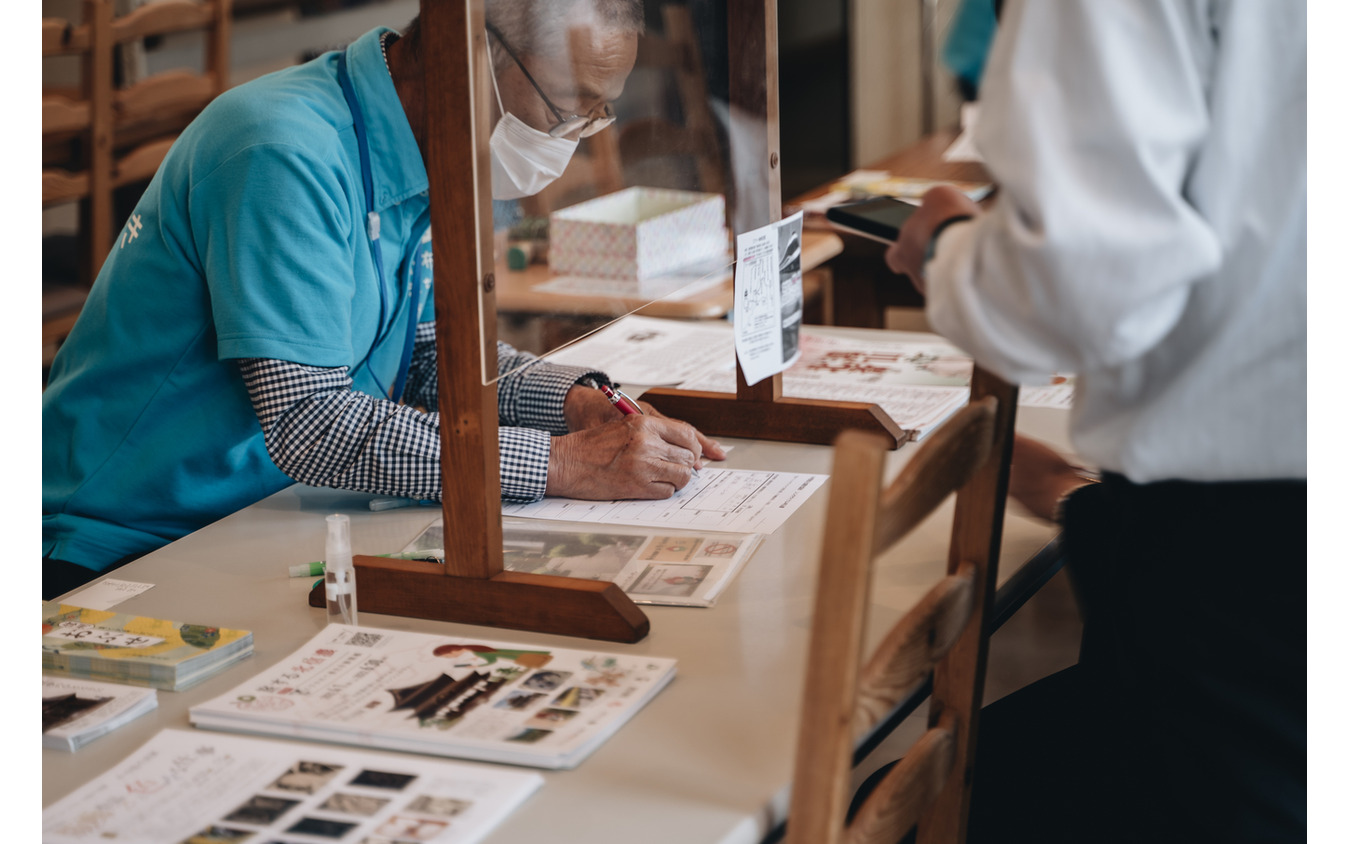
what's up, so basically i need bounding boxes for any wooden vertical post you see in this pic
[207,0,233,95]
[424,0,504,582]
[639,0,904,448]
[81,0,113,288]
[917,368,1018,843]
[729,0,780,406]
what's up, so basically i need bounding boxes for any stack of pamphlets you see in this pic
[43,602,254,691]
[43,729,543,844]
[191,624,677,770]
[42,674,158,751]
[395,517,764,607]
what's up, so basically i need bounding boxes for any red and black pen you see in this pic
[600,383,644,416]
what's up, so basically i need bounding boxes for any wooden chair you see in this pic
[785,367,1018,844]
[616,2,725,195]
[43,0,231,372]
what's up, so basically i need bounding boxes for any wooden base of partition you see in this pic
[308,555,650,644]
[639,388,905,449]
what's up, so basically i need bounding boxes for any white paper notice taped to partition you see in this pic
[733,211,805,386]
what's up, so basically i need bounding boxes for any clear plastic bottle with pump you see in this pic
[324,513,358,626]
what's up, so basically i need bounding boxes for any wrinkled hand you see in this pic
[563,385,727,462]
[548,414,708,500]
[884,185,982,295]
[1007,434,1092,522]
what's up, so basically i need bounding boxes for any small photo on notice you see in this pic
[179,825,254,844]
[494,690,545,711]
[552,686,605,709]
[520,670,571,692]
[405,795,472,817]
[317,792,390,816]
[349,769,418,791]
[222,795,300,825]
[639,537,702,562]
[506,727,553,744]
[375,815,449,841]
[525,707,579,730]
[697,539,742,558]
[267,761,344,795]
[631,563,712,597]
[286,816,359,838]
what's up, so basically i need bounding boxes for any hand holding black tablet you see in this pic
[824,196,920,244]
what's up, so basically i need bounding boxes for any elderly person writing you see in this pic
[42,0,723,599]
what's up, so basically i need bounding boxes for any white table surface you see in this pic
[41,330,1071,844]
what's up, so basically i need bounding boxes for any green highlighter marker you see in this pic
[290,551,444,577]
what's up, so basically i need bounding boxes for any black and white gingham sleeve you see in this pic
[237,357,557,502]
[496,341,610,434]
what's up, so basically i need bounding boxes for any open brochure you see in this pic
[190,625,676,770]
[394,518,763,607]
[43,728,542,844]
[544,314,1076,425]
[676,331,971,442]
[43,674,158,751]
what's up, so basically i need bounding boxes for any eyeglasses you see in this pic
[486,22,617,140]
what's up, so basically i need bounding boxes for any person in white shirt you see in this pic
[885,2,1305,841]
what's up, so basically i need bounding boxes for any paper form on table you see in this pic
[502,467,826,535]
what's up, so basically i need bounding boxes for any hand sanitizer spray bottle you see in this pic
[325,514,358,626]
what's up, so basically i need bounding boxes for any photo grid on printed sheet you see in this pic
[181,756,481,844]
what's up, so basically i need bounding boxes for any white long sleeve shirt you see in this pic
[926,0,1306,483]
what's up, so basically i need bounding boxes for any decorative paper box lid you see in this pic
[549,186,727,280]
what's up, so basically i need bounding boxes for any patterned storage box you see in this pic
[548,187,727,280]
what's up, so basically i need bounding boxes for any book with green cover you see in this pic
[42,602,254,692]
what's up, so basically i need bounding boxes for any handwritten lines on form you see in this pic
[501,469,827,535]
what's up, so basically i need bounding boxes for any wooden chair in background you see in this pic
[617,2,725,195]
[43,0,232,372]
[520,2,724,219]
[785,368,1018,844]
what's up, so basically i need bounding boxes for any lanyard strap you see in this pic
[336,49,420,403]
[391,242,426,403]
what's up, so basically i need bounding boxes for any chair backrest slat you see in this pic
[872,397,996,555]
[853,564,974,737]
[845,713,958,844]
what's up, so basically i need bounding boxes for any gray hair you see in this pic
[402,0,644,67]
[489,0,644,59]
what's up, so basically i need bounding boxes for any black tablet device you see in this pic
[824,196,920,244]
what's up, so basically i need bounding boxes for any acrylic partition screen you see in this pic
[476,0,777,384]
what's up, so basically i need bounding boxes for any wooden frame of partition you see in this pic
[308,0,897,642]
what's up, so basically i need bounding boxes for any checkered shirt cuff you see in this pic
[496,341,610,435]
[498,427,552,501]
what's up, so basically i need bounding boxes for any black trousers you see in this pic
[968,473,1306,844]
[44,554,140,601]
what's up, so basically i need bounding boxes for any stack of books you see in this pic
[43,602,254,691]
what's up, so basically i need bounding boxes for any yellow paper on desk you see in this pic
[831,173,992,203]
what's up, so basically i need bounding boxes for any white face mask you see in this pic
[488,61,579,200]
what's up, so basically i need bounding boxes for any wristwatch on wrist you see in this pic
[924,214,974,263]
